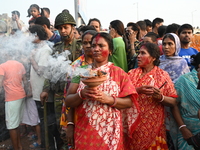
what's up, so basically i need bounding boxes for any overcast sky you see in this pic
[1,0,200,29]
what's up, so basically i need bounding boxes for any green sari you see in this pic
[175,69,200,150]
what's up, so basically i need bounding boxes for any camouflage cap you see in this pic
[54,12,76,29]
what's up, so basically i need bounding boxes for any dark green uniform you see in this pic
[43,38,82,126]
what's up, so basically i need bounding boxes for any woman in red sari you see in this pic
[127,43,177,150]
[65,32,140,150]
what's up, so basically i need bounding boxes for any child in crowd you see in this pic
[27,4,41,24]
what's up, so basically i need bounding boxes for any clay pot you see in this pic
[81,76,107,87]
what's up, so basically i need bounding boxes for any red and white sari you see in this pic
[74,62,140,150]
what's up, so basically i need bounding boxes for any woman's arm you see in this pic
[102,95,133,109]
[65,108,75,149]
[160,96,176,107]
[152,87,177,107]
[171,102,193,140]
[65,83,82,107]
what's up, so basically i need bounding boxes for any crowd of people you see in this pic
[0,3,200,150]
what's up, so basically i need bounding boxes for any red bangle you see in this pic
[110,96,117,107]
[78,90,86,100]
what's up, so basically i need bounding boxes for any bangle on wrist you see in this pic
[159,94,164,102]
[179,124,186,130]
[67,122,74,126]
[78,90,86,100]
[110,96,117,107]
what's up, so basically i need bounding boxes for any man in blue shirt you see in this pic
[178,24,198,70]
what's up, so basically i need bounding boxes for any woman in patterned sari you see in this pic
[172,53,200,150]
[60,30,97,145]
[65,32,140,150]
[128,43,177,150]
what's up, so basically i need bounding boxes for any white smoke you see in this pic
[0,31,35,73]
[0,31,91,84]
[43,50,91,83]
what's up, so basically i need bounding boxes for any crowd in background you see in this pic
[1,3,200,150]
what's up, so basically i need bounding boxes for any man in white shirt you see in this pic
[11,10,25,33]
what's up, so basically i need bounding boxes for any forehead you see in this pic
[126,26,133,31]
[143,36,152,41]
[83,34,93,40]
[140,47,148,52]
[90,21,100,27]
[181,29,193,33]
[163,37,174,43]
[92,36,106,44]
[59,24,72,28]
[31,7,38,11]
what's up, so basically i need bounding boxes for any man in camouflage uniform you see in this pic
[40,12,82,150]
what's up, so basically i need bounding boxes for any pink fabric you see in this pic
[0,60,26,101]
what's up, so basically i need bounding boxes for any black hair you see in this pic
[29,24,48,40]
[110,20,125,36]
[141,43,160,66]
[42,7,50,14]
[82,30,97,40]
[29,18,36,25]
[27,4,40,17]
[162,33,175,44]
[144,19,152,27]
[152,18,164,28]
[126,22,140,40]
[136,21,146,31]
[11,10,20,18]
[191,52,200,70]
[75,28,81,35]
[165,23,180,34]
[79,25,96,34]
[91,32,113,53]
[35,17,50,29]
[110,20,128,50]
[158,25,167,38]
[144,32,158,42]
[178,24,193,35]
[87,18,102,28]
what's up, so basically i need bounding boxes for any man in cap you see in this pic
[53,12,82,60]
[40,12,82,149]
